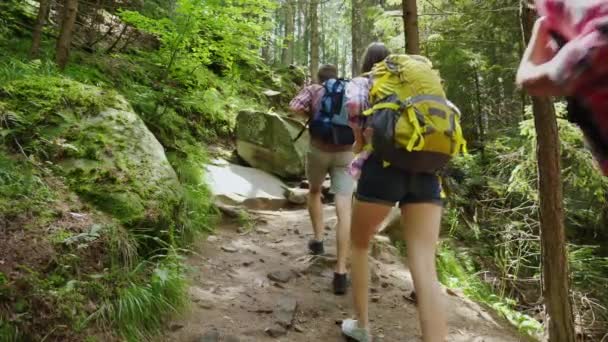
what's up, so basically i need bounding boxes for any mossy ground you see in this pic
[0,26,302,339]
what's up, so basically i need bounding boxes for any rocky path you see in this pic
[160,206,530,342]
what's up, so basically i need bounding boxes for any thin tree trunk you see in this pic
[320,0,325,63]
[56,0,79,70]
[30,0,51,58]
[351,0,362,76]
[474,67,485,153]
[520,3,576,341]
[402,0,420,54]
[302,1,310,68]
[281,0,295,65]
[310,0,320,82]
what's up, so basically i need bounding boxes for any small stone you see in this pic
[207,235,219,243]
[259,258,265,263]
[169,323,184,331]
[370,287,379,293]
[198,328,220,342]
[268,270,294,283]
[294,229,301,235]
[221,245,238,253]
[281,251,290,256]
[265,325,287,338]
[198,301,215,310]
[381,282,390,288]
[324,225,332,231]
[274,239,284,243]
[224,335,240,342]
[275,296,298,328]
[371,295,380,303]
[242,261,253,267]
[294,324,304,333]
[256,228,270,234]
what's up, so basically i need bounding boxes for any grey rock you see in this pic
[267,270,293,283]
[198,328,220,342]
[275,296,298,328]
[264,325,287,338]
[221,245,238,253]
[236,110,308,179]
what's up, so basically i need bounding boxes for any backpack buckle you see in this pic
[399,99,412,110]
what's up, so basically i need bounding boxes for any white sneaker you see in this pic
[341,319,372,342]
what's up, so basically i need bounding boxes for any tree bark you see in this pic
[474,67,485,153]
[30,0,51,58]
[520,3,576,342]
[281,0,295,65]
[351,0,363,76]
[309,0,320,82]
[56,0,79,70]
[402,0,420,54]
[302,0,310,68]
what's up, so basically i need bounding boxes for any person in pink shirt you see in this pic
[517,0,608,175]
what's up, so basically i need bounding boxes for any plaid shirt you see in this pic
[289,84,324,117]
[345,76,372,128]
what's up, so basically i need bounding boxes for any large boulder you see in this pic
[0,76,181,228]
[204,158,288,210]
[236,110,309,179]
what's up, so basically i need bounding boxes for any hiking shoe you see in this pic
[308,239,324,255]
[342,319,371,342]
[333,272,348,295]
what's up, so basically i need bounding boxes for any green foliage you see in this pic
[446,102,608,337]
[437,242,543,338]
[95,254,187,341]
[0,320,20,342]
[168,147,218,243]
[0,151,54,219]
[121,0,275,76]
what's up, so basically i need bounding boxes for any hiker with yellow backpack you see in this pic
[341,42,467,342]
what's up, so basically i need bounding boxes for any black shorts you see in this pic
[355,154,443,207]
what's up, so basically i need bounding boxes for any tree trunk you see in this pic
[30,0,51,58]
[520,3,576,342]
[302,1,310,68]
[402,0,420,54]
[320,0,325,63]
[474,67,485,153]
[309,0,320,82]
[281,0,295,65]
[351,0,363,76]
[56,0,79,70]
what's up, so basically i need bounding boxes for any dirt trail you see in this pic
[160,205,530,342]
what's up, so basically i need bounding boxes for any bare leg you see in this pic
[401,203,447,342]
[308,186,324,242]
[334,194,352,274]
[351,199,392,330]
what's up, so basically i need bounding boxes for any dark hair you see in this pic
[361,42,390,74]
[317,64,338,83]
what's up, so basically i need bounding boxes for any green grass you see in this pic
[436,242,543,338]
[94,253,187,341]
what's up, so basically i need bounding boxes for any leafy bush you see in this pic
[445,103,608,338]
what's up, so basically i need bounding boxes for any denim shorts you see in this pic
[355,154,443,207]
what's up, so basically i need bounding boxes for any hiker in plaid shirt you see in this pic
[289,65,355,296]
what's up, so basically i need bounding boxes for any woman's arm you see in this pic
[516,17,570,96]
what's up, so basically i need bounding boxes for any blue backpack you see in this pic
[294,78,355,145]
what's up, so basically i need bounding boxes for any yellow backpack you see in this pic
[363,54,467,173]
